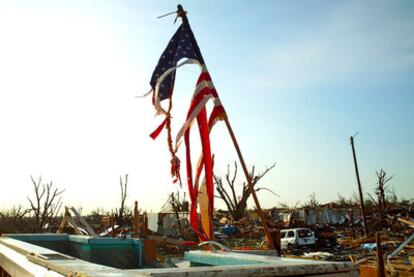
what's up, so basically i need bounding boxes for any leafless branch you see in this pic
[117,174,128,226]
[27,176,64,231]
[214,162,276,221]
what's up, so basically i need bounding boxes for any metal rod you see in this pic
[350,136,368,237]
[157,10,177,19]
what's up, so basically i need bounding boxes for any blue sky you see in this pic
[0,1,413,212]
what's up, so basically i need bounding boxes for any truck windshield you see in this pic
[297,229,312,238]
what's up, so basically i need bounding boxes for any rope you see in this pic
[165,96,182,186]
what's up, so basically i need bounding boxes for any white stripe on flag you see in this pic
[153,59,201,115]
[175,95,213,149]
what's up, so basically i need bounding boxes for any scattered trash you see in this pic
[303,251,334,260]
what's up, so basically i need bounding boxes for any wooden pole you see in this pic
[350,136,368,237]
[376,232,385,277]
[133,201,139,235]
[143,212,149,236]
[224,118,274,248]
[111,213,115,238]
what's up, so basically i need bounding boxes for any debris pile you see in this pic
[49,183,413,275]
[211,203,414,275]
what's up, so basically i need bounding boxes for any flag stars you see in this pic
[150,24,205,99]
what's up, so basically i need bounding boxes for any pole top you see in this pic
[176,4,188,24]
[177,5,186,17]
[350,131,359,143]
[156,5,187,22]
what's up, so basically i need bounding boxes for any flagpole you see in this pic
[176,5,274,248]
[223,117,275,248]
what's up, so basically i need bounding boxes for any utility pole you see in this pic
[350,135,368,237]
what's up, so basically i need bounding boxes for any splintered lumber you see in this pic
[388,232,414,259]
[56,207,70,233]
[56,207,83,235]
[67,220,88,236]
[339,233,388,248]
[69,207,97,236]
[398,217,414,228]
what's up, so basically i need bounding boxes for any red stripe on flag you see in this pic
[182,69,227,241]
[150,117,169,140]
[198,72,212,82]
[185,109,209,241]
[196,108,214,239]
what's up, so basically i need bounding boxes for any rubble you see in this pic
[50,193,413,275]
[210,204,414,276]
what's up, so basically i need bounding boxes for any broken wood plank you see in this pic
[398,217,414,228]
[69,206,97,237]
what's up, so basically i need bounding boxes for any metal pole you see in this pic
[350,136,368,237]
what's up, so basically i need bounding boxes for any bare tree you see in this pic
[336,193,359,206]
[27,176,64,232]
[214,162,276,221]
[117,174,128,226]
[376,169,393,212]
[368,169,393,220]
[276,201,302,227]
[304,193,321,208]
[0,205,30,233]
[161,191,189,237]
[161,191,188,213]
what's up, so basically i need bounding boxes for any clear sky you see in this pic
[0,1,413,213]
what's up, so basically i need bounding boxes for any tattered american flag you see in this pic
[148,19,226,241]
